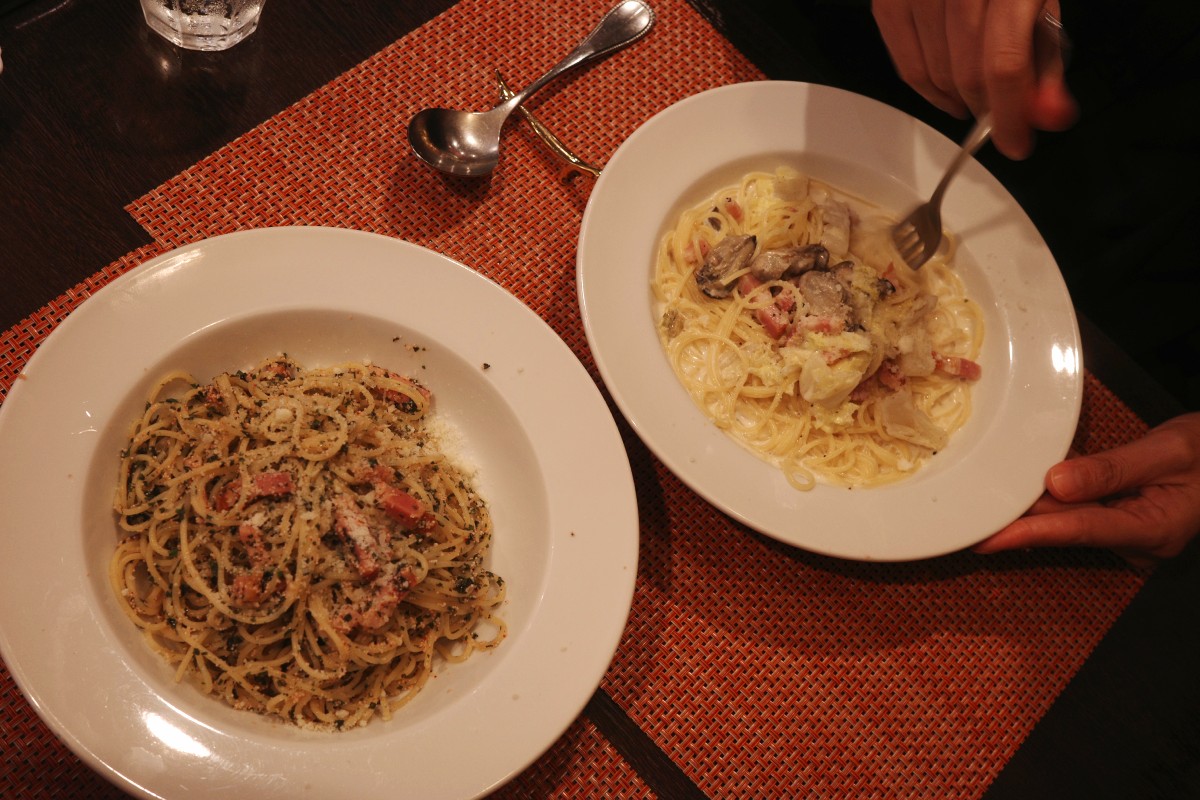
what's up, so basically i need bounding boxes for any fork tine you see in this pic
[892,201,945,268]
[905,248,933,269]
[891,224,918,249]
[892,109,996,270]
[890,221,923,262]
[891,223,933,268]
[904,242,933,268]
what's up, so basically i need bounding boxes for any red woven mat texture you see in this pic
[128,0,762,360]
[604,369,1146,799]
[2,0,1150,797]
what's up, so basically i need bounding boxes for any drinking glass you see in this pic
[139,0,266,51]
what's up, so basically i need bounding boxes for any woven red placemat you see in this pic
[128,0,762,365]
[2,0,1151,797]
[603,370,1146,799]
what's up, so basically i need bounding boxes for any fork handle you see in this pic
[929,112,994,206]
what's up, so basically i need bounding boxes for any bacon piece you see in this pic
[231,573,265,605]
[238,522,270,568]
[376,485,425,526]
[849,379,874,404]
[773,285,797,313]
[757,306,790,339]
[229,571,282,607]
[253,471,295,497]
[737,273,762,296]
[202,384,224,411]
[723,197,744,222]
[850,359,908,403]
[935,354,982,381]
[333,495,382,580]
[353,464,427,528]
[822,348,853,365]
[738,274,793,340]
[357,582,403,631]
[255,359,295,381]
[212,483,239,512]
[334,566,419,634]
[878,359,907,390]
[684,239,712,265]
[368,366,432,411]
[212,470,294,511]
[794,315,844,334]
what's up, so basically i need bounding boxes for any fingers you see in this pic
[873,0,969,117]
[874,0,1079,160]
[1028,3,1078,130]
[981,0,1045,158]
[975,414,1200,561]
[974,498,1191,561]
[943,0,988,117]
[909,0,966,115]
[1030,78,1079,131]
[974,502,1135,553]
[1046,419,1198,503]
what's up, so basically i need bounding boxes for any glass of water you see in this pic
[139,0,267,51]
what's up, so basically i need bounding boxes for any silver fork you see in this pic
[891,112,993,269]
[892,9,1069,268]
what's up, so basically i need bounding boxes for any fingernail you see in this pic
[1047,464,1081,498]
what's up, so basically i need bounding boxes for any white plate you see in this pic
[577,81,1081,561]
[0,228,638,799]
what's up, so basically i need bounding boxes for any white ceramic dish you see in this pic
[0,227,638,799]
[577,81,1081,561]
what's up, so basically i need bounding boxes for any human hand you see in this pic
[974,413,1200,565]
[871,0,1078,159]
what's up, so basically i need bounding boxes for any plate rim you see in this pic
[577,79,1082,562]
[0,226,639,799]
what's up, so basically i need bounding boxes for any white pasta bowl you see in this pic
[577,80,1082,561]
[0,228,638,799]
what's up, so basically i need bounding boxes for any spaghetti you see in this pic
[654,167,984,489]
[110,355,505,730]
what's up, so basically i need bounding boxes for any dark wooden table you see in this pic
[2,0,1198,797]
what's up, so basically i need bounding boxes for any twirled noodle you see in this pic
[110,356,505,730]
[654,167,984,489]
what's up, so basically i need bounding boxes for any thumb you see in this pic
[1030,78,1078,131]
[1046,427,1187,502]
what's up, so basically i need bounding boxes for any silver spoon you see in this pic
[407,0,655,177]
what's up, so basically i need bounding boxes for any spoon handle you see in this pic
[504,0,655,110]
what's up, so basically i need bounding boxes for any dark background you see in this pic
[3,0,1195,412]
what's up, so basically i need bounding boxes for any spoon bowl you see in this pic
[408,0,655,177]
[408,104,514,177]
